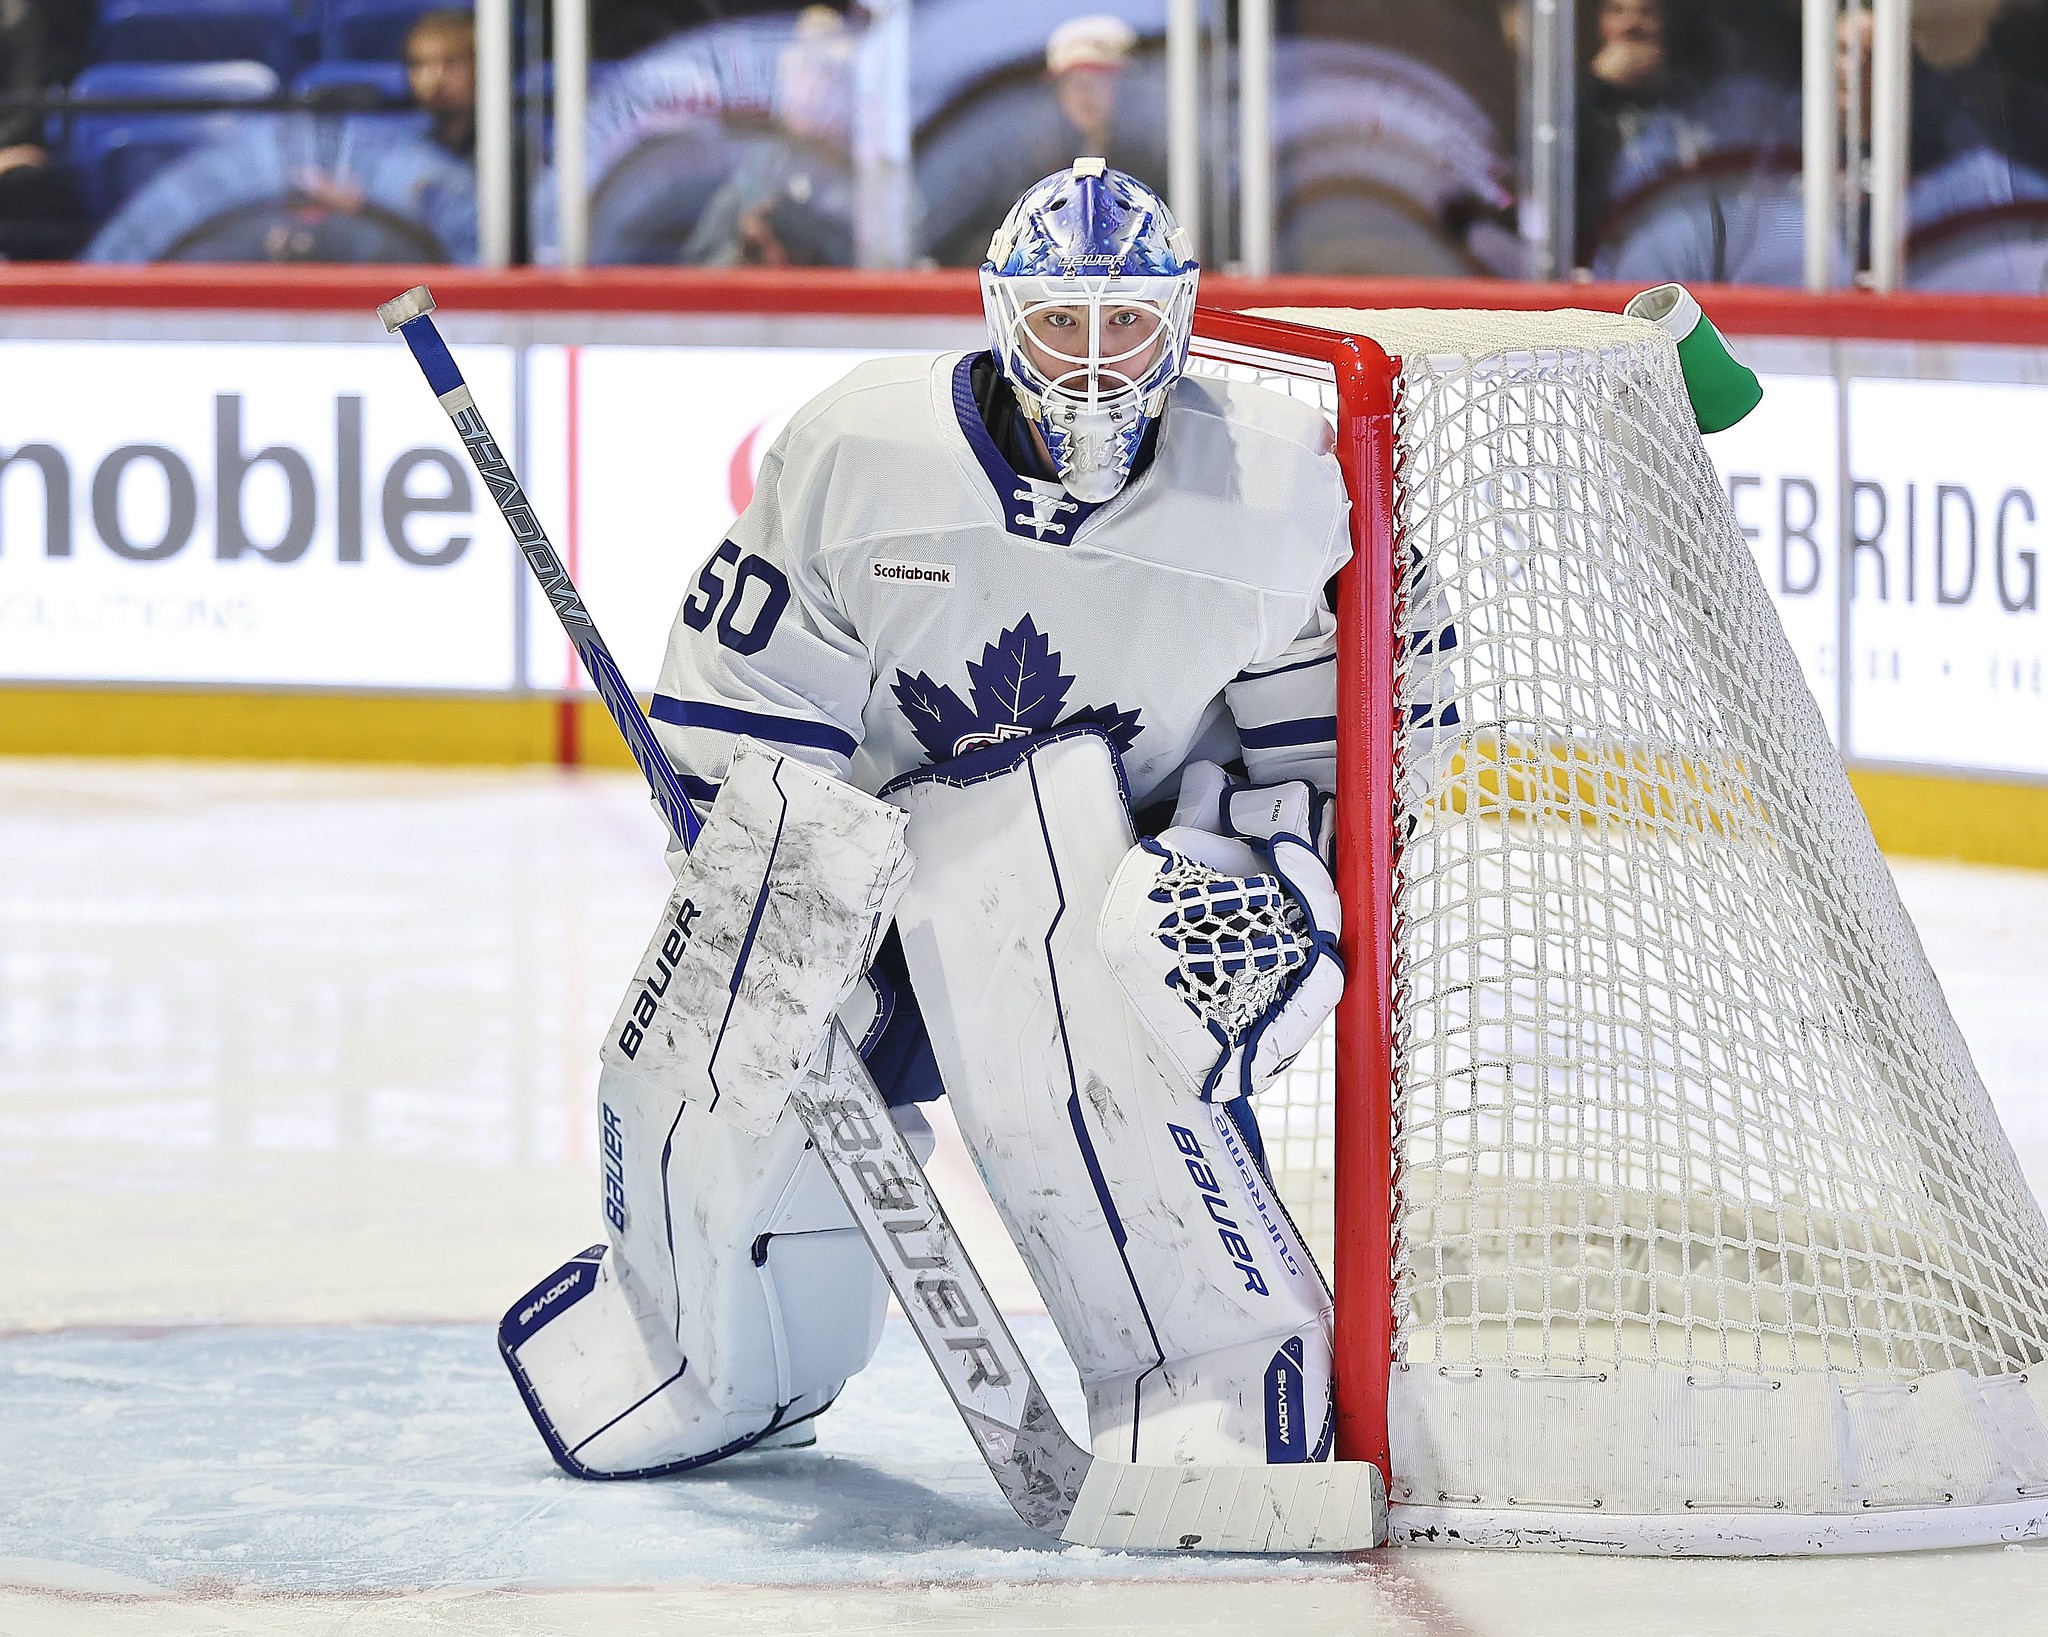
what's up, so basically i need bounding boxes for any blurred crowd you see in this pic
[0,0,478,263]
[4,0,2048,290]
[1576,0,2048,289]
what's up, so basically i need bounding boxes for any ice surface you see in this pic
[4,759,2048,1635]
[0,1315,1367,1594]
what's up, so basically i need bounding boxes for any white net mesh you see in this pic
[1189,307,2048,1532]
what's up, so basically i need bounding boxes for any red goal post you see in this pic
[1187,309,1402,1487]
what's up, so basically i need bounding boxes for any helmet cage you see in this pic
[979,271,1197,423]
[979,160,1199,502]
[979,270,1197,501]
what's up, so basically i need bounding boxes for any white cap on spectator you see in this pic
[1047,14,1138,75]
[794,4,845,40]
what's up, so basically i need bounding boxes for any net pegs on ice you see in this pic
[1625,282,1763,434]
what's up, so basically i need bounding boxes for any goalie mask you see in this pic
[981,159,1199,503]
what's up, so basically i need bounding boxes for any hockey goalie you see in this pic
[501,161,1364,1482]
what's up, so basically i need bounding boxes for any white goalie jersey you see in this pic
[649,351,1353,814]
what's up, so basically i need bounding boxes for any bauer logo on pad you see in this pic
[871,559,955,588]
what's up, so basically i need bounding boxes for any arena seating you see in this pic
[63,0,467,232]
[85,1,463,78]
[294,59,414,106]
[91,0,315,81]
[64,60,282,217]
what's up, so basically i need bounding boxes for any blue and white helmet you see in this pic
[981,159,1199,502]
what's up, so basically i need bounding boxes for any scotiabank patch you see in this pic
[871,558,955,589]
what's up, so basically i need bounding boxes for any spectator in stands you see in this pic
[86,122,478,263]
[1047,14,1137,166]
[274,11,476,232]
[84,0,484,263]
[1577,0,1811,284]
[405,8,476,161]
[1839,0,2046,204]
[924,14,1168,266]
[1585,0,2048,288]
[0,1,94,259]
[589,0,718,61]
[677,5,854,266]
[1837,0,2048,288]
[1987,0,2048,177]
[1575,0,1707,264]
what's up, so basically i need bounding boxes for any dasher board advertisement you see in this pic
[0,341,518,690]
[5,332,2046,787]
[1844,377,2048,778]
[520,344,897,698]
[1706,368,2048,779]
[1706,372,1842,745]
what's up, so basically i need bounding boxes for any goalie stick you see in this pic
[379,285,1386,1554]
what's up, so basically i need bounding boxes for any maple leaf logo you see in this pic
[890,668,982,764]
[890,615,1143,764]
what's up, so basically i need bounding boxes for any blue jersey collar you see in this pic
[952,353,1163,544]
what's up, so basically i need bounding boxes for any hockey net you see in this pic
[1187,306,2048,1552]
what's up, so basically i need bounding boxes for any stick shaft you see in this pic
[391,311,701,851]
[793,1025,1092,1534]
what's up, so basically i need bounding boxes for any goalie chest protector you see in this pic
[651,351,1351,811]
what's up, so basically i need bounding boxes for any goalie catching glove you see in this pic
[1099,762,1342,1103]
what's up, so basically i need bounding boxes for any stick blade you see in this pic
[1060,1457,1386,1554]
[378,285,436,331]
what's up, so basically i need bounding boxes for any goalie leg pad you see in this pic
[883,728,1333,1468]
[501,1061,935,1478]
[499,1243,806,1479]
[1088,1313,1337,1467]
